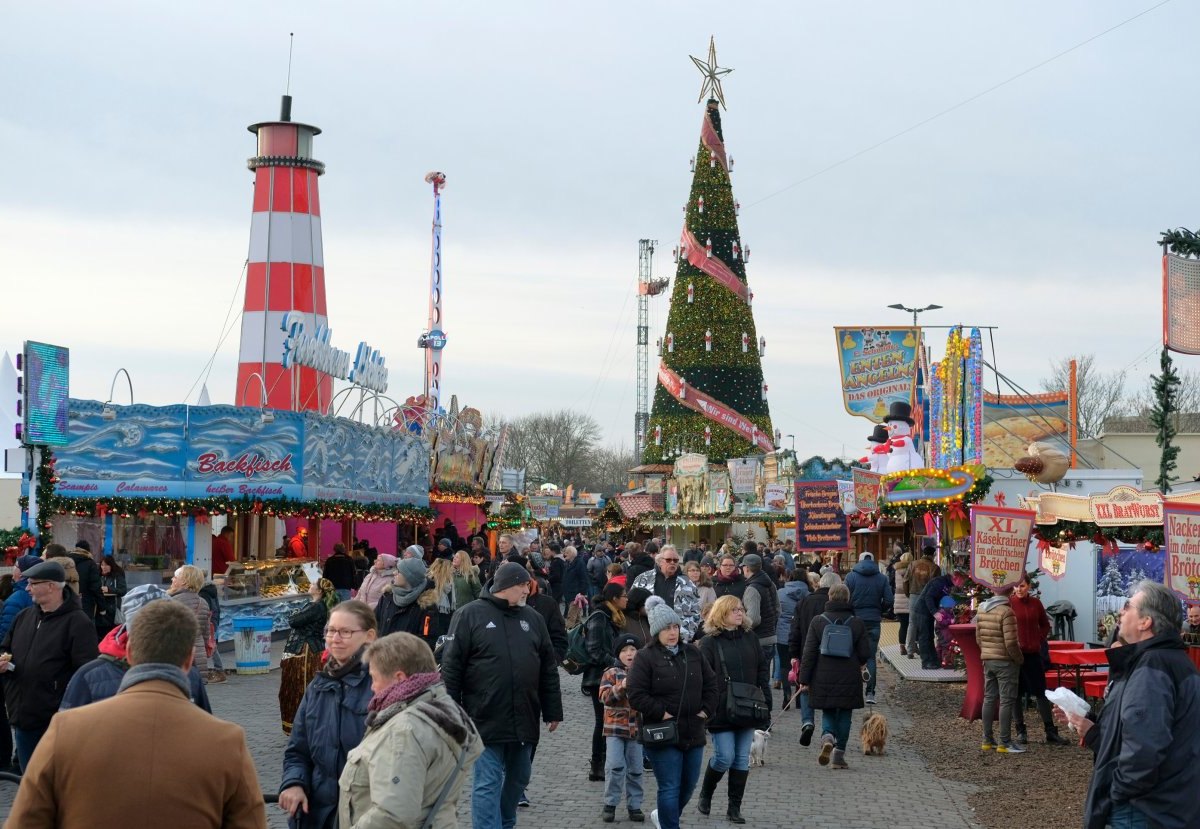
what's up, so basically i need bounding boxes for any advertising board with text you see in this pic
[794,481,850,552]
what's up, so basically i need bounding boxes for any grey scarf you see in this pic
[117,662,191,698]
[391,581,425,608]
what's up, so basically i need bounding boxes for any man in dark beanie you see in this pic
[443,560,563,829]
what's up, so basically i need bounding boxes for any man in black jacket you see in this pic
[1069,581,1200,829]
[321,543,358,601]
[740,554,780,713]
[0,561,98,771]
[442,562,562,829]
[68,541,104,625]
[544,542,566,606]
[561,545,589,605]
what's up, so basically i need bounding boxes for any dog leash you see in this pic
[764,687,803,733]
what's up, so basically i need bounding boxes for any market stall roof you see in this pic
[629,464,674,474]
[615,493,663,520]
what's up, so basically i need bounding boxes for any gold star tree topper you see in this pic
[690,36,732,109]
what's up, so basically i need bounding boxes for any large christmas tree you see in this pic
[643,40,774,465]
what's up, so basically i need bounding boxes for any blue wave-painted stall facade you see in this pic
[53,400,429,506]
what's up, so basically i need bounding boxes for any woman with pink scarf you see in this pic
[339,632,482,828]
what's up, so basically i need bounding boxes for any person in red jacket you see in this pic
[1009,574,1068,745]
[211,526,236,577]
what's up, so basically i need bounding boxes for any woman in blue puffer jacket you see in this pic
[278,600,378,829]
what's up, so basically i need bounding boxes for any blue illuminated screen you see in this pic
[23,341,70,446]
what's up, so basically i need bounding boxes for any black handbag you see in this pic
[641,647,688,747]
[716,638,769,728]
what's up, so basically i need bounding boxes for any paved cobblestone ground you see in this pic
[1,624,982,829]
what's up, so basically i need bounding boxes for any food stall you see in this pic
[32,398,433,639]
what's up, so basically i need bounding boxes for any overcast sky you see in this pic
[2,0,1195,464]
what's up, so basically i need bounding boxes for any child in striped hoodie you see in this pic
[599,633,645,823]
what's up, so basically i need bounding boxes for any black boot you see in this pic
[589,757,605,782]
[1045,722,1069,745]
[726,768,749,824]
[697,765,724,815]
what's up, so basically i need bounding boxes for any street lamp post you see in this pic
[887,303,942,328]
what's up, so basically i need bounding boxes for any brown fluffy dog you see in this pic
[861,712,889,755]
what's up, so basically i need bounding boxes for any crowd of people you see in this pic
[1,530,1198,829]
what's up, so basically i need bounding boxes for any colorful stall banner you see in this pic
[794,481,850,552]
[1039,544,1068,582]
[851,469,882,514]
[763,483,790,513]
[709,471,731,514]
[1164,501,1200,601]
[970,505,1037,589]
[837,480,856,515]
[727,457,760,495]
[982,391,1073,470]
[528,496,562,521]
[833,326,920,421]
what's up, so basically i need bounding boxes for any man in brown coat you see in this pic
[9,600,266,829]
[974,582,1024,754]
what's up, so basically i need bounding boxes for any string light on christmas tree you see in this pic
[762,382,768,401]
[698,196,705,214]
[673,246,680,263]
[729,156,734,170]
[705,238,712,258]
[732,240,740,259]
[744,246,751,261]
[709,153,716,169]
[655,424,662,446]
[705,425,712,446]
[741,332,749,353]
[687,281,694,303]
[656,337,663,355]
[690,156,695,172]
[666,332,674,353]
[759,336,766,356]
[705,329,713,351]
[735,200,740,216]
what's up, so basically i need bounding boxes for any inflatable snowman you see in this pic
[883,402,924,473]
[859,424,891,474]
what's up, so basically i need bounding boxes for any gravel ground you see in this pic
[885,678,1094,829]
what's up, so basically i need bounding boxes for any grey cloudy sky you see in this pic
[2,0,1195,463]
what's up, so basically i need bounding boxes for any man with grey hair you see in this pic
[788,570,842,746]
[1069,580,1200,829]
[630,544,701,642]
[0,560,97,771]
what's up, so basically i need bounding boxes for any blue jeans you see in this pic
[799,690,814,726]
[708,728,754,772]
[862,619,881,694]
[644,744,704,829]
[1108,802,1148,829]
[821,708,853,750]
[472,742,533,829]
[13,726,47,773]
[603,736,644,810]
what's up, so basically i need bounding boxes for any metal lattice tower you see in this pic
[634,239,666,459]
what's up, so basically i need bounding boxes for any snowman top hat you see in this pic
[867,425,889,444]
[882,401,915,426]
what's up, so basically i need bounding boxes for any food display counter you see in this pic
[214,558,318,642]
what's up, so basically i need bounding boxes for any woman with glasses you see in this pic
[696,595,768,824]
[713,554,747,602]
[280,600,378,829]
[683,561,717,619]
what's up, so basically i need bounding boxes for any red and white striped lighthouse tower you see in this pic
[234,95,331,412]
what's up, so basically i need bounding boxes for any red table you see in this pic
[1046,640,1085,650]
[1083,679,1107,699]
[948,623,986,721]
[1048,647,1108,690]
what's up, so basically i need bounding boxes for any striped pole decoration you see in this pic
[234,95,331,413]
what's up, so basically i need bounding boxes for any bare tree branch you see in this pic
[1041,354,1126,438]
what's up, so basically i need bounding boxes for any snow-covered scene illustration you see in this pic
[1095,545,1165,640]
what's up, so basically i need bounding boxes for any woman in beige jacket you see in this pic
[339,632,482,829]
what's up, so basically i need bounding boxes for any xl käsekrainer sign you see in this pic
[970,505,1036,589]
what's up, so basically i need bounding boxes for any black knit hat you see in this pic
[613,632,641,657]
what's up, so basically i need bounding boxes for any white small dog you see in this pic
[749,729,770,767]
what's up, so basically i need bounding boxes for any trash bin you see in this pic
[232,616,274,674]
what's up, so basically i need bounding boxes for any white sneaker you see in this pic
[650,808,661,828]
